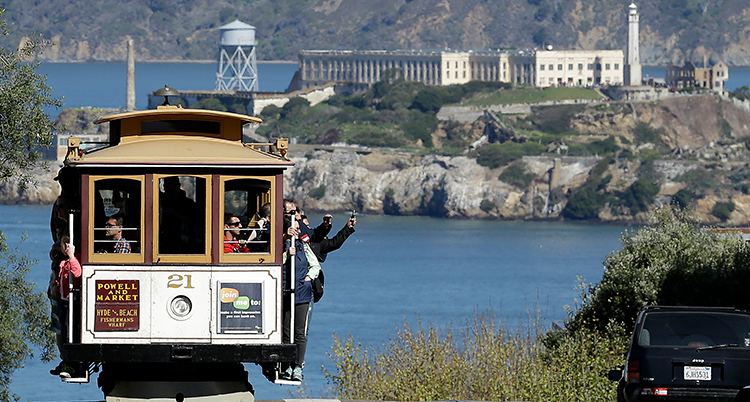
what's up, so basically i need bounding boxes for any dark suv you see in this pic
[609,306,750,402]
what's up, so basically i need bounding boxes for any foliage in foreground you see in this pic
[0,233,56,401]
[571,205,750,335]
[0,8,60,400]
[325,312,625,402]
[324,206,750,401]
[0,9,62,185]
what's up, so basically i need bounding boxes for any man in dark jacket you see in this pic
[300,213,357,303]
[307,214,356,263]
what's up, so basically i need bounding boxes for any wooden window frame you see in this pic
[153,174,212,264]
[87,175,145,264]
[219,175,277,264]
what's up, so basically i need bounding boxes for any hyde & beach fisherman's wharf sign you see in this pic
[94,279,140,331]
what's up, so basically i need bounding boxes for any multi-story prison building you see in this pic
[295,49,624,90]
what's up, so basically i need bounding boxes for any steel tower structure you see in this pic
[216,20,259,91]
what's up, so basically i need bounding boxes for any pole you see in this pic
[126,39,136,111]
[68,212,74,344]
[289,213,296,344]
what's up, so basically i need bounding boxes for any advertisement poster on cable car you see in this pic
[218,282,263,334]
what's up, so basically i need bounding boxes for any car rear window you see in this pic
[638,311,750,347]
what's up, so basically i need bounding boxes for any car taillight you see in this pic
[640,388,668,396]
[627,359,640,383]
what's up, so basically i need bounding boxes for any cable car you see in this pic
[53,88,302,401]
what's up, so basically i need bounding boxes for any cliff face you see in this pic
[284,94,750,224]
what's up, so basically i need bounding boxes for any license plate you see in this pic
[684,366,711,381]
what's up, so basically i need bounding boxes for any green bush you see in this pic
[325,312,622,402]
[569,206,750,335]
[675,166,716,192]
[401,112,437,147]
[567,137,619,157]
[192,97,227,112]
[308,185,326,200]
[671,188,694,209]
[622,179,660,214]
[561,188,608,220]
[499,161,537,188]
[731,85,750,102]
[260,104,282,119]
[711,201,735,222]
[632,121,665,145]
[526,105,584,135]
[410,87,445,113]
[281,97,311,118]
[474,142,546,169]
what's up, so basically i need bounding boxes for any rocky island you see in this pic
[5,90,750,226]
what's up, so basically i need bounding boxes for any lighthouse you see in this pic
[624,2,642,86]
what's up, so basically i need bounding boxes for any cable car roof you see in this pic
[65,107,293,167]
[68,135,293,167]
[95,108,263,125]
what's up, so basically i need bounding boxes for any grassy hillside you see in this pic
[459,87,602,106]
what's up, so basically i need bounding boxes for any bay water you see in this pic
[4,61,748,400]
[3,204,630,400]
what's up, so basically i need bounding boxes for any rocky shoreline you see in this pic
[10,144,750,226]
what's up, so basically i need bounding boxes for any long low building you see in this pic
[293,49,624,90]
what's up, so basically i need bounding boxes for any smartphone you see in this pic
[351,210,357,218]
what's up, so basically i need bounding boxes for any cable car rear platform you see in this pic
[64,343,297,363]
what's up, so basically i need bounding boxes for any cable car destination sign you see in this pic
[94,280,140,331]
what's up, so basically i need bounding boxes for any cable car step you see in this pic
[273,378,302,386]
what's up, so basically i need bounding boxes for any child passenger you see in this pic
[48,236,82,378]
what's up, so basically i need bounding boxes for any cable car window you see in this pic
[93,178,141,254]
[158,176,207,255]
[142,120,221,135]
[223,178,272,254]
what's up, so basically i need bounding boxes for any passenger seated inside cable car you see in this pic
[93,178,141,254]
[223,178,272,254]
[158,176,205,255]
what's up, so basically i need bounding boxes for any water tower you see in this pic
[216,20,259,91]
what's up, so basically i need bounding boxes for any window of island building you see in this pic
[89,176,144,263]
[221,177,276,263]
[578,64,583,70]
[155,175,210,263]
[569,64,574,70]
[540,64,545,71]
[615,63,620,70]
[558,64,563,71]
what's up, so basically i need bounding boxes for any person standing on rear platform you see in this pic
[281,199,320,381]
[50,237,82,378]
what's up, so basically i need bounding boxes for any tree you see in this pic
[623,178,660,214]
[569,206,750,335]
[410,87,447,113]
[0,13,62,184]
[0,8,60,400]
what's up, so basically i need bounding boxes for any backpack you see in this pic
[312,269,325,303]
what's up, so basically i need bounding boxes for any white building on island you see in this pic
[534,49,624,87]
